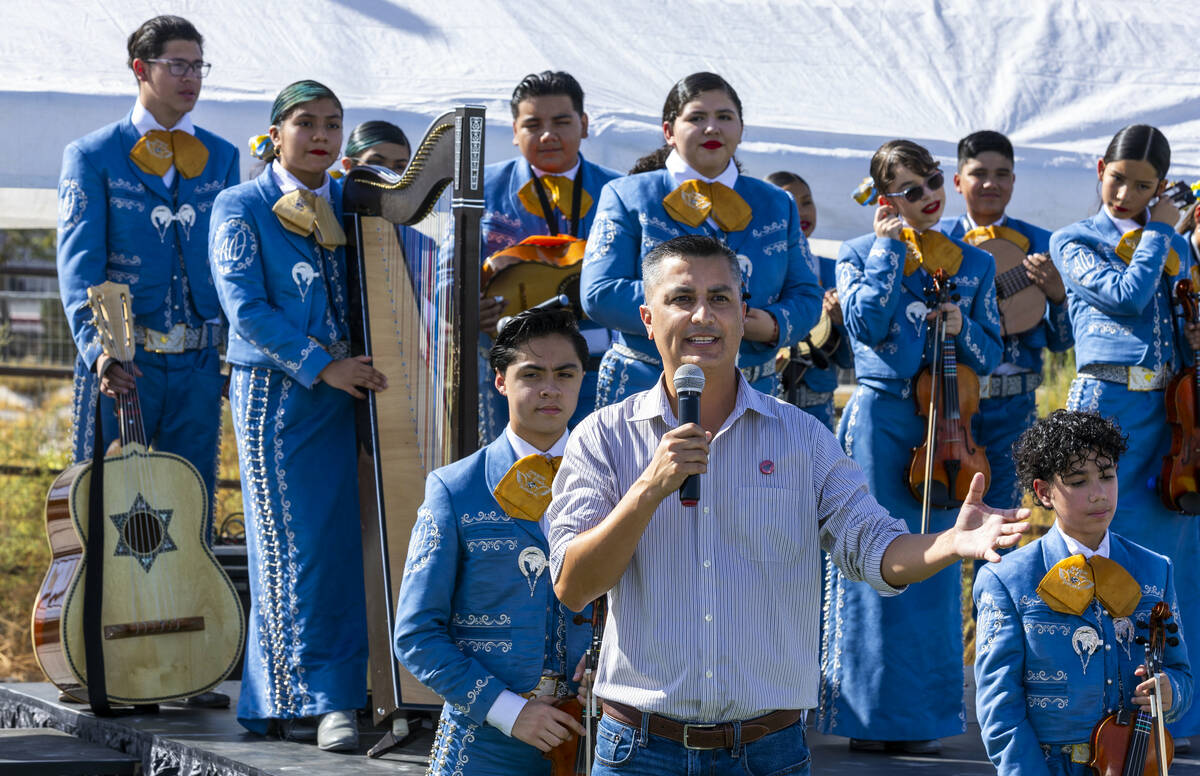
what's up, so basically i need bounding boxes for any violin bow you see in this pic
[920,295,945,534]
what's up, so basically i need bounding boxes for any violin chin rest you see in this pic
[1176,492,1200,515]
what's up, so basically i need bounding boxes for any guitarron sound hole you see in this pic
[124,511,165,554]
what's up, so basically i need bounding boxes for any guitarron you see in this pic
[31,281,244,704]
[343,106,485,721]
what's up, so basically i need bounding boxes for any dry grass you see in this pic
[0,378,242,682]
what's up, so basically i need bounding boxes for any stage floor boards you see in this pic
[3,680,1200,774]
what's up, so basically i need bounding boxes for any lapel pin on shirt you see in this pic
[760,460,774,475]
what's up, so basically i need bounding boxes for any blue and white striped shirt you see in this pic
[547,372,907,722]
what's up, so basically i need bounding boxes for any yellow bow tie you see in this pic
[493,454,562,521]
[272,189,346,250]
[1115,228,1180,277]
[130,129,208,179]
[961,224,1031,254]
[901,228,964,277]
[662,179,753,232]
[518,175,593,222]
[1036,553,1142,618]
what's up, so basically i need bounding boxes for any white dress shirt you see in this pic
[1053,520,1111,560]
[547,372,908,722]
[131,99,195,189]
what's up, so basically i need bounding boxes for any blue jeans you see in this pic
[592,711,810,776]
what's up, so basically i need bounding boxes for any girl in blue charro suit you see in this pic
[1051,124,1200,744]
[580,72,822,407]
[819,140,1003,753]
[208,81,388,752]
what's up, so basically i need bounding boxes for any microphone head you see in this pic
[672,363,706,394]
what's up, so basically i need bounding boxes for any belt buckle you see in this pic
[1070,742,1090,763]
[682,723,717,750]
[144,323,186,354]
[1127,366,1157,391]
[979,376,993,399]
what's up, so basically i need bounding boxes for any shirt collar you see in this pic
[1102,205,1148,235]
[505,425,569,459]
[965,212,1007,231]
[1053,520,1111,560]
[629,369,781,427]
[270,159,332,202]
[665,149,738,189]
[532,157,581,181]
[131,99,194,136]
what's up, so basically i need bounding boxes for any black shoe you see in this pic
[893,739,943,755]
[164,690,230,709]
[1175,737,1192,754]
[849,738,887,752]
[274,717,318,743]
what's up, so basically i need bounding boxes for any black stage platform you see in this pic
[3,680,1200,775]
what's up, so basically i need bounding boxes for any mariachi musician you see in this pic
[937,131,1073,510]
[580,72,822,407]
[394,308,593,776]
[1052,124,1200,747]
[767,171,853,432]
[476,71,621,442]
[821,139,1002,754]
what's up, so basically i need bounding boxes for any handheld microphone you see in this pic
[672,363,706,506]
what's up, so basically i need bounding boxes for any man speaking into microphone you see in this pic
[546,234,1030,776]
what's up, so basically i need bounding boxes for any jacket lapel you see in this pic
[484,433,550,545]
[256,170,321,261]
[119,115,173,204]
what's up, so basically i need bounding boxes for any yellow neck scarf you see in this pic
[901,228,964,277]
[130,129,208,179]
[518,175,593,222]
[1115,228,1180,277]
[961,223,1031,254]
[272,189,346,250]
[1036,553,1142,617]
[662,179,753,232]
[493,454,562,521]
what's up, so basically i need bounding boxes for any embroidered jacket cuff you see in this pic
[293,344,334,388]
[485,690,529,737]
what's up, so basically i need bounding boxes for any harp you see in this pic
[343,106,485,722]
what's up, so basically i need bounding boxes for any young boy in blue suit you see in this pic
[55,14,238,710]
[476,72,620,442]
[395,307,593,776]
[975,410,1192,774]
[937,131,1073,508]
[58,15,238,519]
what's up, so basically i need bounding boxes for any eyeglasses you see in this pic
[145,59,212,78]
[886,170,945,203]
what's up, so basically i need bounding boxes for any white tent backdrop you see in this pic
[2,0,1198,238]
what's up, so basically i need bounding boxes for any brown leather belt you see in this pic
[602,700,802,750]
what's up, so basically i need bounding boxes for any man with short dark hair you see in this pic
[56,12,239,710]
[548,234,1030,775]
[395,307,594,776]
[58,15,238,520]
[936,130,1073,509]
[475,71,620,442]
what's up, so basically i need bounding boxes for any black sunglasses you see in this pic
[887,170,945,203]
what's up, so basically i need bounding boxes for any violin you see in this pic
[1089,601,1178,776]
[1160,279,1200,514]
[544,596,608,776]
[907,268,991,532]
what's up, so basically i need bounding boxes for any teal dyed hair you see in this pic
[345,121,410,159]
[270,80,342,125]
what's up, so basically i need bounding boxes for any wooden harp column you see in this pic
[343,106,485,720]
